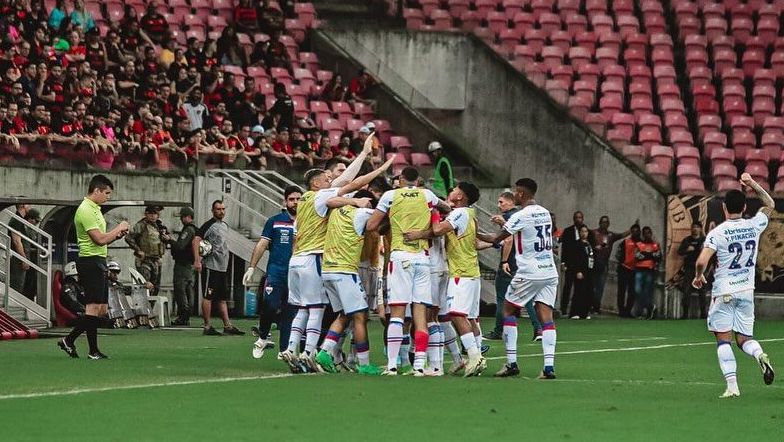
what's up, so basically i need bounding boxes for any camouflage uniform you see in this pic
[171,217,197,323]
[125,218,165,297]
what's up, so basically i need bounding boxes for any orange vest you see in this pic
[635,241,660,270]
[622,238,637,270]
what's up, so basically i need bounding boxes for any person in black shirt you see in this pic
[559,211,595,315]
[269,82,293,131]
[569,225,595,319]
[8,204,30,293]
[678,221,707,319]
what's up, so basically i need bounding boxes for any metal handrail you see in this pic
[237,170,286,197]
[256,169,298,187]
[220,192,269,228]
[211,170,282,208]
[1,209,53,258]
[1,232,9,310]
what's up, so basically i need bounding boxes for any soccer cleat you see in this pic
[533,330,543,341]
[250,326,261,337]
[481,344,490,355]
[315,350,337,373]
[203,326,222,336]
[281,350,302,373]
[57,338,79,358]
[495,362,520,377]
[757,353,775,385]
[338,360,356,373]
[223,326,245,336]
[301,352,323,373]
[719,388,740,399]
[252,338,267,359]
[413,368,426,377]
[424,367,443,377]
[88,351,109,360]
[464,357,485,377]
[538,370,557,380]
[484,330,503,341]
[448,360,466,375]
[381,367,398,376]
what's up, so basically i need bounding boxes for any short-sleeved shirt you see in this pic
[74,197,107,257]
[197,218,229,272]
[704,211,769,296]
[504,204,558,280]
[260,210,295,285]
[377,186,439,259]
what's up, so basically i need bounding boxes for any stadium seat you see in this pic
[622,144,647,166]
[460,10,481,30]
[744,163,769,183]
[675,146,701,168]
[746,149,770,169]
[732,130,756,159]
[678,177,706,193]
[294,2,317,27]
[649,145,674,169]
[411,153,433,167]
[487,11,508,34]
[669,129,694,149]
[762,132,784,160]
[404,8,425,29]
[550,30,573,53]
[677,164,701,179]
[704,131,728,158]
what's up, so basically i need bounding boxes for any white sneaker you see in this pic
[381,367,398,376]
[252,339,267,359]
[276,352,284,360]
[413,368,426,377]
[464,357,485,377]
[281,350,301,373]
[448,360,466,375]
[300,352,323,373]
[719,388,740,398]
[424,367,444,377]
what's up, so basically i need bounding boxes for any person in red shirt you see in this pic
[65,31,87,65]
[347,69,378,105]
[616,224,641,317]
[37,64,65,113]
[270,127,293,166]
[632,226,662,319]
[234,0,260,33]
[140,1,169,44]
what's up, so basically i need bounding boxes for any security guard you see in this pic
[170,206,197,326]
[125,206,169,296]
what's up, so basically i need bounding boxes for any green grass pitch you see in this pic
[1,318,783,441]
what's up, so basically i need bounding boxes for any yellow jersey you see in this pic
[445,207,480,278]
[293,188,338,255]
[378,187,438,254]
[323,206,373,274]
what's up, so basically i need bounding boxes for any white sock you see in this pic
[356,341,370,366]
[387,318,404,370]
[460,332,480,359]
[443,322,463,364]
[304,307,324,355]
[436,324,444,371]
[427,322,441,369]
[717,341,738,391]
[503,316,518,364]
[320,330,340,355]
[286,308,308,354]
[542,322,556,372]
[401,335,412,368]
[474,321,483,350]
[741,339,764,359]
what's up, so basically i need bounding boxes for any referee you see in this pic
[58,175,130,359]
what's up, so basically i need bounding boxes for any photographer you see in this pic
[125,205,170,296]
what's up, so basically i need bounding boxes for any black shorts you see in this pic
[201,268,229,301]
[77,256,108,305]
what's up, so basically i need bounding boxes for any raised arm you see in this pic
[740,173,774,216]
[331,132,375,188]
[692,247,716,289]
[336,154,395,197]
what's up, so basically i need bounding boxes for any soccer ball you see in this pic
[198,240,213,257]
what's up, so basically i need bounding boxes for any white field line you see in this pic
[514,377,784,390]
[0,373,296,401]
[485,337,784,360]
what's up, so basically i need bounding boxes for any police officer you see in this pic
[60,261,85,318]
[125,206,170,296]
[170,207,197,326]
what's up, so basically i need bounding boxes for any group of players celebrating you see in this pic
[243,134,560,378]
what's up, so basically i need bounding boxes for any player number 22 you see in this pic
[534,225,552,252]
[728,240,756,269]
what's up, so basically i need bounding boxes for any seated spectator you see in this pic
[140,1,169,45]
[234,0,260,34]
[65,30,86,64]
[248,41,269,68]
[69,0,95,33]
[334,136,355,162]
[84,29,107,74]
[258,0,284,35]
[269,82,293,130]
[265,30,290,69]
[347,69,378,106]
[184,38,204,69]
[321,73,346,102]
[48,0,69,31]
[270,127,294,166]
[217,27,248,67]
[201,39,219,69]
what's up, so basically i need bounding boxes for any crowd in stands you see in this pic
[0,0,390,172]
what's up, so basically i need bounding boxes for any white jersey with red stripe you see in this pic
[503,203,558,280]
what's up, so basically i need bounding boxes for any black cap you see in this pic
[179,207,195,218]
[25,208,41,221]
[145,205,159,214]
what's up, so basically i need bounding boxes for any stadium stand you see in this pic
[394,0,784,193]
[0,0,419,174]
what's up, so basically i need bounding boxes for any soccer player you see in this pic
[243,185,302,359]
[58,174,130,359]
[367,167,450,376]
[478,178,559,379]
[692,173,775,398]
[281,141,394,372]
[404,182,487,377]
[427,217,450,376]
[315,189,382,375]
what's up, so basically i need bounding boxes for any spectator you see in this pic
[321,73,346,102]
[428,141,453,199]
[8,203,31,294]
[84,28,107,74]
[569,225,595,320]
[269,82,293,130]
[248,41,269,67]
[559,211,595,315]
[48,0,68,30]
[678,221,706,319]
[616,223,641,317]
[270,126,293,166]
[182,88,208,131]
[217,26,248,67]
[632,226,662,319]
[265,30,290,69]
[183,38,204,69]
[234,0,260,34]
[69,0,95,33]
[258,0,284,35]
[140,1,168,44]
[591,216,630,315]
[347,69,377,105]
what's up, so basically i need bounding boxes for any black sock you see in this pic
[66,315,88,345]
[85,315,100,354]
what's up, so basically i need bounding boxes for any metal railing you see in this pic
[0,209,53,327]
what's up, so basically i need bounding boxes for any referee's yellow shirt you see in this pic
[74,197,107,257]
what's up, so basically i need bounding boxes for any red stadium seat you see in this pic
[712,163,738,181]
[621,144,646,166]
[713,50,737,76]
[564,14,587,34]
[678,177,706,193]
[541,46,565,69]
[550,30,573,53]
[677,164,701,179]
[731,17,753,44]
[538,12,562,34]
[611,113,635,139]
[411,153,433,167]
[598,32,622,53]
[746,149,770,169]
[705,18,728,41]
[665,113,689,132]
[741,50,765,77]
[524,29,548,53]
[500,28,524,50]
[669,129,694,149]
[704,132,729,158]
[460,10,481,30]
[675,146,701,168]
[649,144,674,169]
[732,130,756,159]
[404,8,425,29]
[295,2,317,27]
[575,31,597,54]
